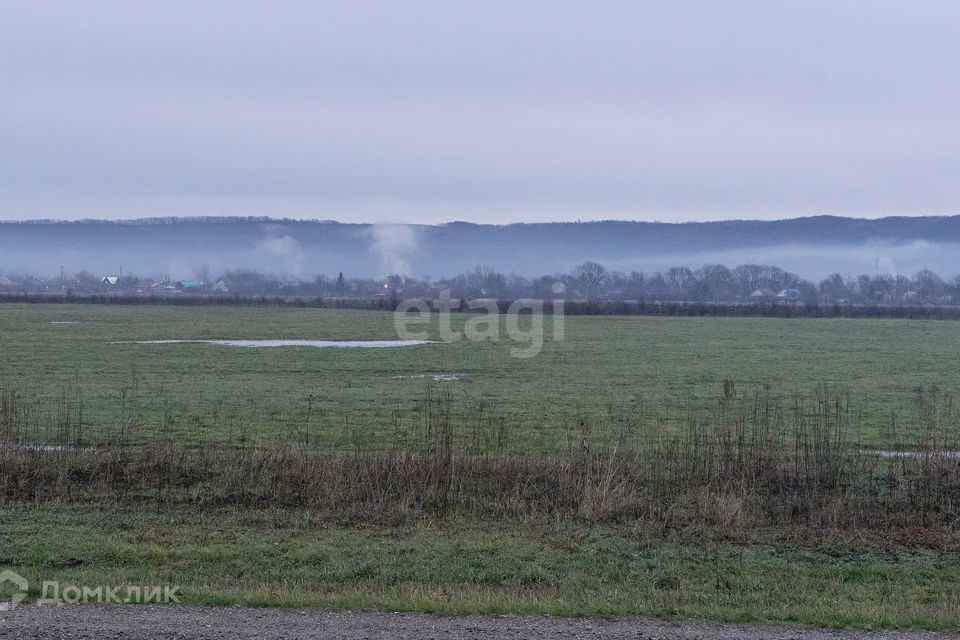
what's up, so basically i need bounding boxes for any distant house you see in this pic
[750,288,777,298]
[101,276,120,286]
[214,280,229,293]
[176,280,205,290]
[0,275,12,288]
[776,288,802,301]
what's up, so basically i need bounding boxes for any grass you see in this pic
[3,301,960,629]
[1,504,959,629]
[2,303,960,450]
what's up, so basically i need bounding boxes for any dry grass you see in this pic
[3,384,960,532]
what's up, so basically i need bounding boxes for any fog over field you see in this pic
[2,216,960,280]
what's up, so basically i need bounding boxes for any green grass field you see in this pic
[1,303,956,449]
[4,303,960,629]
[2,505,959,629]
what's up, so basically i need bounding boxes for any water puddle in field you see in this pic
[51,321,82,324]
[394,373,467,382]
[8,444,94,452]
[111,339,435,348]
[866,449,960,460]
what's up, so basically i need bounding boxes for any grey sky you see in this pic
[1,1,958,223]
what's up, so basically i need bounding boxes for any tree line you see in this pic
[3,262,960,306]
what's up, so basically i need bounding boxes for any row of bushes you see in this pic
[6,292,960,319]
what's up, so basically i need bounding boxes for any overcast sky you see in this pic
[1,1,958,224]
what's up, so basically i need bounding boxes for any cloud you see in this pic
[605,240,960,281]
[368,224,417,276]
[258,226,304,276]
[0,1,959,222]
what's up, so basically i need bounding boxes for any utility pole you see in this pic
[60,266,64,294]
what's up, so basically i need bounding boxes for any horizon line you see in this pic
[1,213,957,227]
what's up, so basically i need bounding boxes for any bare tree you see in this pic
[572,261,608,299]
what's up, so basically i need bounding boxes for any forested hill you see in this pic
[3,215,960,279]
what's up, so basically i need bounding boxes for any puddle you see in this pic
[394,373,467,382]
[431,374,465,381]
[111,339,435,348]
[865,449,960,460]
[8,444,94,452]
[51,321,82,324]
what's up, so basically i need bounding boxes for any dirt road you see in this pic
[1,605,957,640]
